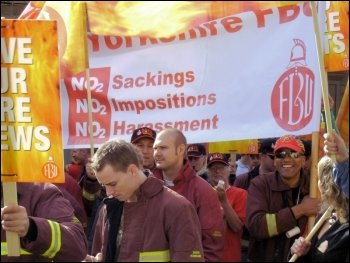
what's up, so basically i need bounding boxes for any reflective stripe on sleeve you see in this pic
[190,250,202,258]
[266,213,279,237]
[82,189,96,201]
[1,242,31,256]
[139,250,170,262]
[42,220,61,258]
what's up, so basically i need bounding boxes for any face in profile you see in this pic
[228,157,237,174]
[72,148,90,165]
[188,155,206,172]
[153,132,182,170]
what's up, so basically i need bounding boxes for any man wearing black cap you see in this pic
[234,137,277,190]
[131,127,157,171]
[234,137,277,261]
[187,143,208,181]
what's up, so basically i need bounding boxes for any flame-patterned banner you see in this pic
[1,19,64,183]
[20,1,348,72]
[323,1,349,72]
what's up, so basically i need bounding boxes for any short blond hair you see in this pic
[92,139,143,173]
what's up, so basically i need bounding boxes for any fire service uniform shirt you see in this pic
[1,182,87,262]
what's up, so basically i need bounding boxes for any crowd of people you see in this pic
[1,128,348,262]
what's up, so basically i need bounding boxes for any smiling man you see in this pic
[245,135,321,262]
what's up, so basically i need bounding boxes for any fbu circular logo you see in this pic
[42,156,59,179]
[271,39,315,131]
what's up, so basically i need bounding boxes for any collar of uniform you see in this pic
[269,170,309,194]
[151,161,196,185]
[137,176,163,199]
[173,160,197,184]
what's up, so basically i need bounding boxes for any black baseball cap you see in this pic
[187,143,206,157]
[131,127,156,144]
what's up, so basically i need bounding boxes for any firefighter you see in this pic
[1,182,87,261]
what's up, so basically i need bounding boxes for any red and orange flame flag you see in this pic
[19,1,348,77]
[324,1,349,72]
[19,1,89,79]
[85,1,307,38]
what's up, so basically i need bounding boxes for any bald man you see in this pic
[152,128,225,261]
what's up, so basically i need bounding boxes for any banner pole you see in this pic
[310,2,334,142]
[289,206,333,262]
[2,182,20,256]
[308,0,335,239]
[82,3,95,157]
[307,131,320,231]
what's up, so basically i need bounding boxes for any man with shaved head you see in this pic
[152,128,225,261]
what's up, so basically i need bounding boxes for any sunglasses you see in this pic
[275,151,304,159]
[265,153,275,160]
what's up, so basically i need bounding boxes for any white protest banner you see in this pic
[61,3,322,148]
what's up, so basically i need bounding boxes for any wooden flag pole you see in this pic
[307,131,320,230]
[289,206,333,262]
[302,0,335,245]
[86,68,95,157]
[310,2,334,141]
[82,2,95,157]
[2,181,20,256]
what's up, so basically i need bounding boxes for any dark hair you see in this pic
[259,138,277,154]
[302,140,312,159]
